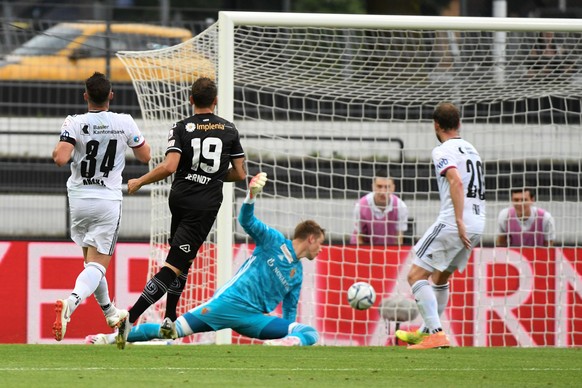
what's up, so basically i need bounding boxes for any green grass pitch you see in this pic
[0,345,580,387]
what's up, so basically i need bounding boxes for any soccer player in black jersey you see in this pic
[118,77,246,349]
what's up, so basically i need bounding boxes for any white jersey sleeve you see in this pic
[431,138,486,234]
[497,207,510,234]
[397,199,409,232]
[542,210,556,242]
[60,111,145,200]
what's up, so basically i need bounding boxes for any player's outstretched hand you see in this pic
[249,172,268,198]
[127,178,142,195]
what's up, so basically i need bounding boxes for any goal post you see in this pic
[119,12,582,347]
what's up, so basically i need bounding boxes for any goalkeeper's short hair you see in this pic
[294,220,325,241]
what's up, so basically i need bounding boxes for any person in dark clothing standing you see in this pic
[117,77,246,349]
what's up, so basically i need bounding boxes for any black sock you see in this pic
[165,269,189,322]
[129,266,177,323]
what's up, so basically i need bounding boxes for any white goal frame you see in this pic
[214,11,582,345]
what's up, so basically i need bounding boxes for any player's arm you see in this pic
[54,117,76,167]
[127,151,180,194]
[396,231,405,245]
[52,141,74,167]
[225,156,247,182]
[397,201,409,245]
[131,141,151,164]
[351,203,365,245]
[496,209,509,246]
[238,173,272,243]
[281,286,300,322]
[126,118,151,164]
[544,212,556,247]
[445,167,471,249]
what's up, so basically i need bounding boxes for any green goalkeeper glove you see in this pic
[249,172,268,199]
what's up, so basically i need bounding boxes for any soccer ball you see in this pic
[347,282,376,310]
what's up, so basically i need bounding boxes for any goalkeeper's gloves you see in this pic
[247,172,268,201]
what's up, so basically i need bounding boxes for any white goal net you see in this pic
[118,12,582,347]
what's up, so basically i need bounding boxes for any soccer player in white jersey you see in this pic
[396,102,486,349]
[52,72,151,341]
[86,173,323,347]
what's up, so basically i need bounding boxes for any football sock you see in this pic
[418,282,450,333]
[127,323,161,343]
[165,269,190,321]
[289,322,319,346]
[129,266,176,323]
[67,262,106,315]
[93,276,114,316]
[433,282,450,316]
[412,279,442,333]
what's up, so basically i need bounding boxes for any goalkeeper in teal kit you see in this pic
[87,173,324,347]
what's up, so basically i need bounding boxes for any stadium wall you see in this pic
[1,195,580,245]
[2,118,581,161]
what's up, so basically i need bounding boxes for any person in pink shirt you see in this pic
[350,169,408,246]
[497,187,555,247]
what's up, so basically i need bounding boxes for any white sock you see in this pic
[105,333,116,344]
[93,276,115,317]
[412,279,442,333]
[67,262,105,316]
[418,282,450,333]
[433,282,450,316]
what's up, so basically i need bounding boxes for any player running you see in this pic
[115,77,246,349]
[396,102,486,349]
[103,173,323,348]
[52,72,151,341]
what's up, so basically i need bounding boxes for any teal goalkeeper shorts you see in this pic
[181,298,289,339]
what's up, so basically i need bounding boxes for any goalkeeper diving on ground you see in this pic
[87,173,324,347]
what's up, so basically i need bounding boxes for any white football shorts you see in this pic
[69,197,122,256]
[413,221,482,273]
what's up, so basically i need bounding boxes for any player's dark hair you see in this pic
[511,187,535,199]
[433,102,460,131]
[85,72,111,106]
[374,168,395,185]
[191,77,217,108]
[294,220,325,241]
[374,168,389,180]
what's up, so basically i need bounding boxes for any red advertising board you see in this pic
[0,241,580,346]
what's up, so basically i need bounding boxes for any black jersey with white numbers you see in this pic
[166,113,245,210]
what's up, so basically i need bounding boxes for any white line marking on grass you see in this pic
[1,367,581,372]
